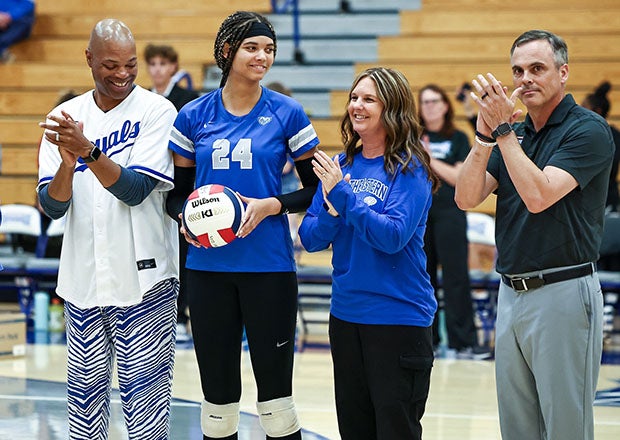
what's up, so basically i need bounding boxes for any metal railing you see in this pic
[271,0,304,63]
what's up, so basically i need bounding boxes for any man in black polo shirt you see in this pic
[455,30,614,440]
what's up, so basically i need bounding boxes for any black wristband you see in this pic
[475,130,496,143]
[166,166,196,222]
[275,186,316,214]
[274,156,320,214]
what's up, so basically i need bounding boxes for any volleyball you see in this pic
[182,184,245,248]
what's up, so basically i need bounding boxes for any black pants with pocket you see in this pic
[329,315,434,440]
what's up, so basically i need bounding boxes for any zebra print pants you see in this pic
[64,278,179,440]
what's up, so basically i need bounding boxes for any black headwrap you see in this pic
[243,21,276,42]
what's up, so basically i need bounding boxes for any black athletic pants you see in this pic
[187,270,301,439]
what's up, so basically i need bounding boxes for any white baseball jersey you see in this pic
[37,85,179,308]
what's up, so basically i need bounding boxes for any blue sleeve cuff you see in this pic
[38,185,71,220]
[106,167,159,206]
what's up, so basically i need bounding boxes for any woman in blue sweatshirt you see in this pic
[299,67,439,440]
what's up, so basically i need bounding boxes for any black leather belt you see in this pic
[501,262,595,292]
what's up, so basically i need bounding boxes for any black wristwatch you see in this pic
[82,146,102,163]
[491,122,513,139]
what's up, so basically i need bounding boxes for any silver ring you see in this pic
[481,92,489,100]
[55,133,60,142]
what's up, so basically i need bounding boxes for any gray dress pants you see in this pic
[495,269,603,440]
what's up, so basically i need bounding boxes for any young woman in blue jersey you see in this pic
[166,11,320,440]
[299,67,439,440]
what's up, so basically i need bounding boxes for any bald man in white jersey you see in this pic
[37,19,179,439]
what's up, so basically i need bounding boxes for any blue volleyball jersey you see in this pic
[169,87,319,272]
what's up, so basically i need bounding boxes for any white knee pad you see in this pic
[256,396,300,437]
[201,400,240,438]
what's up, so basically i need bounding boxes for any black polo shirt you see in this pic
[488,94,614,274]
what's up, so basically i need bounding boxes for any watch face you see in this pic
[494,123,512,137]
[91,147,102,161]
[83,147,101,163]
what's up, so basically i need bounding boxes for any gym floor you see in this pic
[0,328,619,439]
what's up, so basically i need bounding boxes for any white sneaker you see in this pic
[457,345,493,360]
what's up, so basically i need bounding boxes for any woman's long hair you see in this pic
[339,67,439,192]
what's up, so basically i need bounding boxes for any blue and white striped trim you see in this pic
[170,127,195,156]
[288,124,318,154]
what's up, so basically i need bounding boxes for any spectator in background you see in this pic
[145,43,199,343]
[456,82,477,129]
[582,82,620,271]
[144,43,199,111]
[0,0,35,64]
[581,81,620,213]
[265,80,291,98]
[418,84,487,359]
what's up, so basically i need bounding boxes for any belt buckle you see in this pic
[510,277,529,292]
